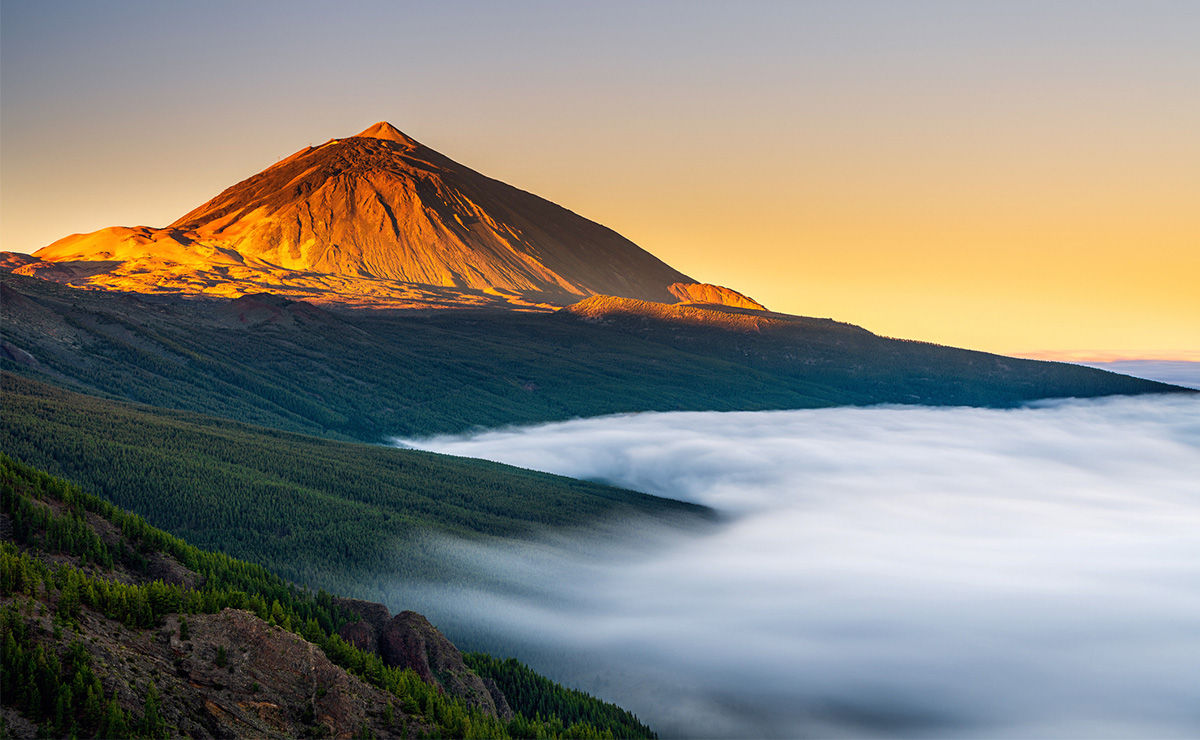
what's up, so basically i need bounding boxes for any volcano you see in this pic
[11,122,760,310]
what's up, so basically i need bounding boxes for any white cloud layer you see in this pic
[396,392,1200,738]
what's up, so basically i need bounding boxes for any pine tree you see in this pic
[138,680,167,738]
[99,697,129,738]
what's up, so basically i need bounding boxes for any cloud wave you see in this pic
[396,394,1200,738]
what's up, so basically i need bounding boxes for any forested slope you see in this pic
[0,373,709,596]
[0,454,652,738]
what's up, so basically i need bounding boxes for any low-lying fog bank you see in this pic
[395,393,1200,738]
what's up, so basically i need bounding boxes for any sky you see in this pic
[2,0,1196,357]
[397,393,1200,738]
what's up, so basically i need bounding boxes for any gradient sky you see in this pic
[2,0,1196,357]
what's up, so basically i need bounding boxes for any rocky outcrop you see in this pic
[334,597,392,654]
[1,601,425,740]
[335,598,392,633]
[669,281,766,310]
[378,611,507,717]
[566,294,787,333]
[482,676,513,719]
[339,620,379,654]
[337,602,512,719]
[162,609,415,739]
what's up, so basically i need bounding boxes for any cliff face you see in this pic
[337,602,513,719]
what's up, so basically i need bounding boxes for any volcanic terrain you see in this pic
[9,122,755,311]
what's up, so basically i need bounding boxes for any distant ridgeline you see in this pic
[0,454,655,739]
[0,272,1181,445]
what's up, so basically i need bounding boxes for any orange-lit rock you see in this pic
[565,295,788,332]
[668,282,766,310]
[17,122,706,310]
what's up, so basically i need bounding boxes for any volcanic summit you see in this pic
[11,123,761,311]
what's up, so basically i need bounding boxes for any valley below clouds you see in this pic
[397,390,1200,738]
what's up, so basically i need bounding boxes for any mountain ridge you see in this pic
[1,271,1183,448]
[10,122,753,311]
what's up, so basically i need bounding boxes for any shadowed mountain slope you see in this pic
[0,273,1182,445]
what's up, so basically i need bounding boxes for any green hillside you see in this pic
[1,454,653,739]
[0,373,709,597]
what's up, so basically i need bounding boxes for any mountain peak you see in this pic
[355,121,418,146]
[20,122,723,309]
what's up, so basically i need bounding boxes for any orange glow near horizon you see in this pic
[542,115,1198,358]
[4,117,1197,359]
[2,2,1196,359]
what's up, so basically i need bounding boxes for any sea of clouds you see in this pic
[396,385,1200,738]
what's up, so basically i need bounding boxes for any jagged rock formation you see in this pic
[8,122,759,310]
[334,597,392,654]
[338,601,511,718]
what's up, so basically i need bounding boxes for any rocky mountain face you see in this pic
[9,122,755,311]
[667,281,765,309]
[107,608,413,739]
